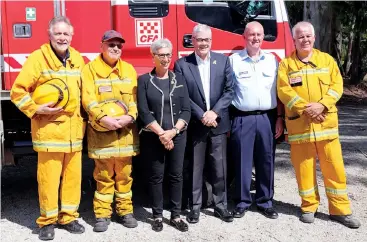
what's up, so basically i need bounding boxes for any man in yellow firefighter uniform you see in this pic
[10,16,86,240]
[277,21,360,229]
[81,30,139,232]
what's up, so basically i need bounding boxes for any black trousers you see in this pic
[140,131,187,219]
[190,132,228,210]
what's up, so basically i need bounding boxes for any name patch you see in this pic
[238,71,251,78]
[289,76,302,87]
[98,85,112,93]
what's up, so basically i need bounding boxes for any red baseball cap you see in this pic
[101,30,125,43]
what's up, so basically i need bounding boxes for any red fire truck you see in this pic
[0,0,293,164]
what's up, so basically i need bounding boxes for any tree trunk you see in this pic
[330,4,344,75]
[303,1,311,23]
[303,1,332,52]
[333,35,344,76]
[350,25,362,84]
[349,1,365,84]
[343,16,356,75]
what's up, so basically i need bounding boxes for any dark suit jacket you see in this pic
[174,51,233,136]
[137,68,191,132]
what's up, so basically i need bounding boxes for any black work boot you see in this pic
[93,218,111,232]
[60,220,85,234]
[117,213,138,228]
[39,224,55,241]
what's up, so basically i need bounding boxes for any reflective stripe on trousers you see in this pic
[290,138,351,215]
[93,157,133,218]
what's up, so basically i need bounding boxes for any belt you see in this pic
[231,108,276,117]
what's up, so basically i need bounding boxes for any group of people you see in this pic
[10,16,360,241]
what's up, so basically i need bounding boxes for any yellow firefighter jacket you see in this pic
[10,43,85,152]
[277,49,343,144]
[81,54,139,159]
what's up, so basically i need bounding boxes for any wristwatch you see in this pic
[173,127,180,135]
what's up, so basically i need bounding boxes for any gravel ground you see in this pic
[1,105,366,242]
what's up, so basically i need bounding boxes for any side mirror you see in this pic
[183,34,193,48]
[264,34,276,41]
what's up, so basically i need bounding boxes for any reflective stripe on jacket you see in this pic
[10,43,85,152]
[81,54,139,159]
[277,49,343,144]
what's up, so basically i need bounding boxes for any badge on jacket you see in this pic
[99,85,112,93]
[238,71,250,78]
[289,76,302,87]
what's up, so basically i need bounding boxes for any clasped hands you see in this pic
[158,129,176,151]
[304,102,326,122]
[201,110,218,127]
[99,115,133,131]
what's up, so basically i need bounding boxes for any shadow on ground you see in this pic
[1,105,366,231]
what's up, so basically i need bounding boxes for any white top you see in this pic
[229,49,278,111]
[195,52,211,111]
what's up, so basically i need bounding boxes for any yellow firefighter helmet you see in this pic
[91,100,129,132]
[31,78,69,109]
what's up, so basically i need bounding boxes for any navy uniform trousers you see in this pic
[230,108,276,209]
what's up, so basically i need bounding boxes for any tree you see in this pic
[286,1,367,84]
[349,1,367,84]
[303,1,333,53]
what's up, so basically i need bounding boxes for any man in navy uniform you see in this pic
[229,21,284,219]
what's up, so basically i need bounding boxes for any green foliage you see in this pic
[285,1,367,83]
[285,1,303,27]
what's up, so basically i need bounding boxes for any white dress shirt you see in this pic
[195,52,211,111]
[229,49,278,111]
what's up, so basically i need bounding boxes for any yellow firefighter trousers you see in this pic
[36,151,82,227]
[290,138,352,215]
[93,157,133,218]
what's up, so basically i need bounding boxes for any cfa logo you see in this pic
[135,19,163,46]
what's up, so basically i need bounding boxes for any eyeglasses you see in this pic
[154,53,172,59]
[193,37,212,43]
[105,42,123,49]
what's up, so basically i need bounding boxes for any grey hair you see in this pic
[150,38,172,54]
[48,16,74,35]
[292,21,315,38]
[192,24,212,37]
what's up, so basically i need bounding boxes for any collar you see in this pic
[150,67,174,79]
[50,43,70,67]
[91,54,122,78]
[149,67,177,90]
[239,48,266,62]
[40,43,77,70]
[293,49,319,69]
[195,51,211,64]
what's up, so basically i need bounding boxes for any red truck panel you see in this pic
[2,1,54,90]
[112,3,178,74]
[1,1,111,90]
[2,1,294,88]
[65,1,110,54]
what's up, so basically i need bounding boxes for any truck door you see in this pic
[64,0,111,63]
[1,1,54,89]
[112,0,178,75]
[177,0,291,60]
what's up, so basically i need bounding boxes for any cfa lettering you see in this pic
[140,35,159,43]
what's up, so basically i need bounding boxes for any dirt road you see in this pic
[1,105,366,242]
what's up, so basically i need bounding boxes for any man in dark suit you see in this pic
[174,24,233,223]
